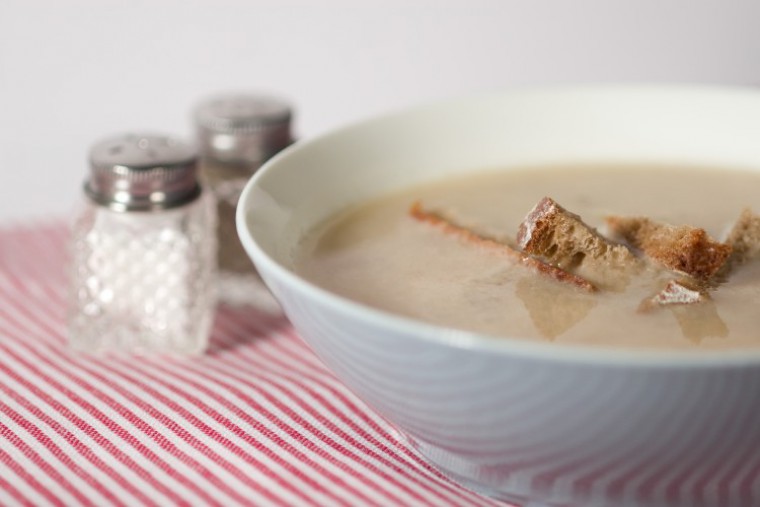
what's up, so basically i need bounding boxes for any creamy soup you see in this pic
[294,165,760,350]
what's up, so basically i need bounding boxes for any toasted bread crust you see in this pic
[606,216,731,281]
[410,201,596,292]
[517,197,640,289]
[724,208,760,266]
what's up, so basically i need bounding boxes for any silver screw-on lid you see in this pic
[194,93,292,167]
[86,133,201,211]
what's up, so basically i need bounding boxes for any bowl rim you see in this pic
[237,84,760,369]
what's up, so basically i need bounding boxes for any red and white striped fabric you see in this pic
[0,222,511,507]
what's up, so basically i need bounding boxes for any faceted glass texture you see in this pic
[68,194,217,354]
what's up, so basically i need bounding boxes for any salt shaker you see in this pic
[68,133,217,354]
[194,93,293,304]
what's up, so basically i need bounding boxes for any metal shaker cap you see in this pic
[86,133,201,212]
[194,93,292,167]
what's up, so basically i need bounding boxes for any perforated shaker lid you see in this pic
[86,133,201,211]
[194,93,293,166]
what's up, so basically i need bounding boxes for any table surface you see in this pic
[0,222,509,507]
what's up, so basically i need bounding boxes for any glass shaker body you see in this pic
[201,158,259,275]
[194,93,292,305]
[68,133,217,354]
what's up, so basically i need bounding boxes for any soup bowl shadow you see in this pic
[236,86,760,507]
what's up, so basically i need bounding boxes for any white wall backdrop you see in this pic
[1,0,759,221]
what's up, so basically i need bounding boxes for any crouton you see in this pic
[605,216,731,281]
[638,279,726,343]
[638,279,709,312]
[410,201,596,292]
[724,208,760,266]
[517,197,641,290]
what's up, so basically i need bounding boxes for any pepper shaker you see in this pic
[68,133,217,354]
[194,93,293,304]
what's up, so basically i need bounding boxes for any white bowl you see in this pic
[237,86,760,507]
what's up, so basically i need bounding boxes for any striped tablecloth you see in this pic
[0,222,510,507]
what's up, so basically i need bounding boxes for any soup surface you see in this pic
[294,165,760,349]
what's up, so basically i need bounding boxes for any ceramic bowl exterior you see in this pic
[237,87,760,507]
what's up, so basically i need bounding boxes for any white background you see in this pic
[1,0,759,222]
